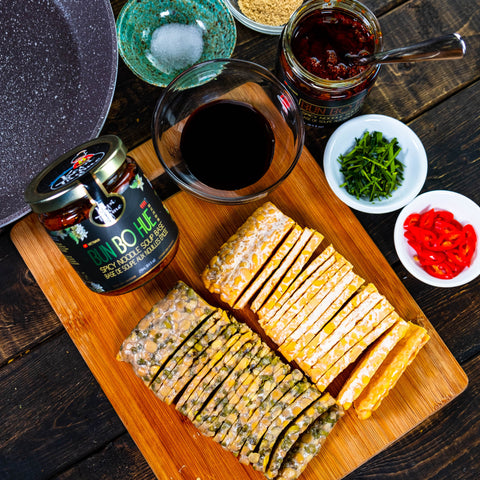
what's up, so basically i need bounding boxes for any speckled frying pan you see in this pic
[0,0,118,227]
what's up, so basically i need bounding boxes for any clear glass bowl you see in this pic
[152,59,305,204]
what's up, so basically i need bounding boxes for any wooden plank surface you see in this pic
[10,140,467,480]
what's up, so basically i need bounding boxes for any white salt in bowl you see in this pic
[116,0,236,87]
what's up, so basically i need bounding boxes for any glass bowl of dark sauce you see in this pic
[152,58,305,204]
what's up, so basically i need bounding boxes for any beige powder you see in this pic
[238,0,303,26]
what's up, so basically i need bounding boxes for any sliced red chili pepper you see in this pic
[457,239,475,266]
[428,234,461,251]
[417,250,447,266]
[433,219,461,237]
[403,209,477,280]
[434,210,454,222]
[463,224,477,244]
[418,209,435,229]
[424,262,454,279]
[446,249,469,268]
[404,213,420,229]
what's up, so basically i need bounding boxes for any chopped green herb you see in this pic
[338,130,404,202]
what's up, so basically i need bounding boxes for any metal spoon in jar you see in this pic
[345,33,466,65]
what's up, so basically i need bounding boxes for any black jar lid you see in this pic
[25,135,128,214]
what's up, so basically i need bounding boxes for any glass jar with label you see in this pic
[25,135,179,295]
[277,0,383,126]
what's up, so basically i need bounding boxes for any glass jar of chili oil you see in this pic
[277,0,383,126]
[25,135,179,295]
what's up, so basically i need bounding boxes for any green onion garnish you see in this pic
[338,131,404,203]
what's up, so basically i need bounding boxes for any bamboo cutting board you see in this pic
[11,140,468,480]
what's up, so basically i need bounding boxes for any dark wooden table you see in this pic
[1,0,479,478]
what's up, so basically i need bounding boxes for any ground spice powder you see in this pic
[238,0,302,26]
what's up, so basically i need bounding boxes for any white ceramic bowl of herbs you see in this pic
[323,114,428,214]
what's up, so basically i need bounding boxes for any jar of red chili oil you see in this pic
[277,0,383,126]
[25,135,179,295]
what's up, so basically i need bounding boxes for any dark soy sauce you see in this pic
[180,99,275,190]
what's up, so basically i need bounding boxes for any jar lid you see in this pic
[25,135,128,213]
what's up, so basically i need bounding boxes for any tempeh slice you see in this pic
[275,404,344,480]
[265,254,347,345]
[272,259,352,347]
[306,296,394,379]
[297,284,382,369]
[264,393,336,479]
[201,202,295,306]
[251,228,318,313]
[220,366,299,454]
[233,225,303,310]
[258,244,335,325]
[182,331,257,421]
[175,324,251,414]
[353,321,429,420]
[280,271,364,361]
[337,320,410,409]
[149,309,233,402]
[166,321,242,406]
[248,384,322,471]
[193,338,265,432]
[236,371,310,463]
[117,281,217,385]
[286,274,364,361]
[213,352,289,444]
[312,310,400,389]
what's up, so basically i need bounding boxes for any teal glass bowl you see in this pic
[116,0,237,87]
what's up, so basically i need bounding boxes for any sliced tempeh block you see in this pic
[205,347,280,439]
[175,324,251,415]
[307,296,394,379]
[214,352,290,445]
[337,319,410,409]
[296,284,382,369]
[250,227,318,313]
[257,244,335,327]
[353,321,430,420]
[275,404,344,480]
[233,224,303,310]
[312,310,400,389]
[149,309,233,402]
[117,280,217,386]
[237,371,310,463]
[221,368,301,455]
[264,393,336,479]
[193,338,265,431]
[272,258,352,347]
[280,271,364,361]
[248,384,322,471]
[182,331,256,421]
[201,201,295,306]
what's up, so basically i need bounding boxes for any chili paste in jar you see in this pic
[277,0,383,126]
[25,135,179,295]
[291,9,375,81]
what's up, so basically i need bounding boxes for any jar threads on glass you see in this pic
[25,135,179,295]
[277,0,383,126]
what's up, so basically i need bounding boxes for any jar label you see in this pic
[48,173,178,293]
[284,78,368,126]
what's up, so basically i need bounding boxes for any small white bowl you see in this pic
[323,114,428,214]
[394,190,480,287]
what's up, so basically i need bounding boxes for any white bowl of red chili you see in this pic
[394,190,480,287]
[323,114,428,214]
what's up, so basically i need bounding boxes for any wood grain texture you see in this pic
[11,143,467,480]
